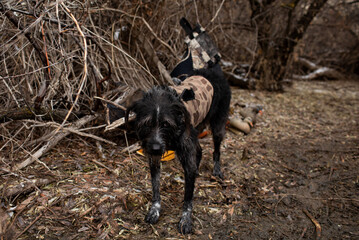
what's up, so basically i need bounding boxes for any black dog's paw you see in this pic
[178,213,192,234]
[212,168,224,179]
[145,206,160,224]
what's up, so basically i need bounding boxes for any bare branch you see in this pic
[14,115,97,170]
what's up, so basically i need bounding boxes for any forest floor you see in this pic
[1,79,358,239]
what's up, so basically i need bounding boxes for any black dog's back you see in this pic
[191,64,231,178]
[193,64,231,131]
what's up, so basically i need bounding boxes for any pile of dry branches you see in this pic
[1,0,356,172]
[0,0,235,172]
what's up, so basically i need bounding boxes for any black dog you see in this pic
[125,64,231,234]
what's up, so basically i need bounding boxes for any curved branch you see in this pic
[57,3,88,131]
[2,10,51,110]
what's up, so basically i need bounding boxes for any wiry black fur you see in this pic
[125,64,231,234]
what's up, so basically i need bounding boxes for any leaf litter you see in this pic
[0,80,358,239]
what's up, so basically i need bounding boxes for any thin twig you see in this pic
[2,10,50,109]
[15,213,43,239]
[65,127,116,146]
[298,227,307,239]
[96,141,106,160]
[94,96,126,111]
[79,196,110,217]
[1,77,20,107]
[84,27,157,83]
[93,7,178,58]
[91,159,118,176]
[303,209,321,240]
[14,115,97,170]
[207,0,226,27]
[57,2,88,131]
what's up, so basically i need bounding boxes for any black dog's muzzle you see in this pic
[145,137,165,156]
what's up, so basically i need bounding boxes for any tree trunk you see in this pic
[250,0,329,90]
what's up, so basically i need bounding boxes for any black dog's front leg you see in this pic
[145,155,161,224]
[178,164,196,234]
[177,138,198,234]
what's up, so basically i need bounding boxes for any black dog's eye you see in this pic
[161,122,170,128]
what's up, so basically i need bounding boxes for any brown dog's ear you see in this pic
[125,89,144,128]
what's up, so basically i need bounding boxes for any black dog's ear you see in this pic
[183,109,191,135]
[125,89,144,108]
[174,102,192,136]
[125,89,144,128]
[125,104,134,128]
[180,17,194,39]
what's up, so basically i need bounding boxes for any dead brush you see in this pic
[0,0,233,237]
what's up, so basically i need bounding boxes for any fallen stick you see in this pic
[198,183,219,188]
[137,31,173,84]
[105,115,135,132]
[224,71,256,89]
[293,57,343,80]
[299,227,307,239]
[14,115,97,170]
[229,118,251,134]
[24,119,115,146]
[280,162,306,176]
[0,107,84,123]
[297,57,318,70]
[79,196,110,217]
[66,127,116,146]
[96,141,106,160]
[90,159,119,177]
[94,96,126,111]
[2,178,55,198]
[120,142,141,154]
[303,209,321,240]
[15,213,43,239]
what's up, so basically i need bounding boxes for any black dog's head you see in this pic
[125,86,190,156]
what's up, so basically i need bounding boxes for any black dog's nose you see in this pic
[152,143,161,151]
[147,142,164,156]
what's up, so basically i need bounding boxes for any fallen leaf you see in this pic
[17,195,36,212]
[228,206,235,216]
[0,207,10,235]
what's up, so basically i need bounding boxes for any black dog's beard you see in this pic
[143,129,166,156]
[137,121,174,156]
[148,155,162,168]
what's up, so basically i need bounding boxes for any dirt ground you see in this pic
[1,80,358,239]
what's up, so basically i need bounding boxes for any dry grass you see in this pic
[0,0,241,170]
